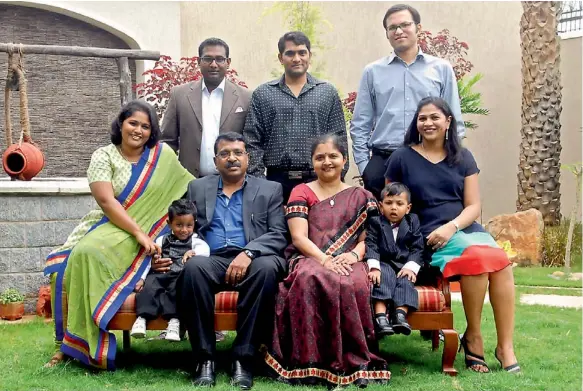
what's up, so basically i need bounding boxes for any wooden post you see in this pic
[116,57,132,106]
[0,42,161,107]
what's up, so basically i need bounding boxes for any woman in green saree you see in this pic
[44,100,194,370]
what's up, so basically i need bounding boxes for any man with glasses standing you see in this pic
[349,4,465,200]
[161,38,250,343]
[243,31,348,203]
[162,37,251,178]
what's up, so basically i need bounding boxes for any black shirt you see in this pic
[243,73,348,177]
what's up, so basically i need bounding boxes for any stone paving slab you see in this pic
[452,292,582,308]
[520,294,582,308]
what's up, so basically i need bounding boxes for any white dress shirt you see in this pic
[199,78,226,177]
[367,225,421,274]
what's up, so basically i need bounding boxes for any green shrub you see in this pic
[542,218,582,267]
[0,288,24,304]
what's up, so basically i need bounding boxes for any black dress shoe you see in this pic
[192,360,215,387]
[392,312,412,336]
[231,360,253,390]
[374,315,394,338]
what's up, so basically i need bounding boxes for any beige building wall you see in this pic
[558,36,583,221]
[180,1,581,221]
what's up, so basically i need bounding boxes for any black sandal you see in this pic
[494,349,521,373]
[459,335,489,372]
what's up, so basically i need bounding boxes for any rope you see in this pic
[4,43,14,146]
[16,44,31,145]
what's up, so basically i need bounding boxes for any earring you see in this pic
[418,134,421,143]
[445,128,449,141]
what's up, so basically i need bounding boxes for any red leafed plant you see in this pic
[134,55,248,119]
[417,29,473,80]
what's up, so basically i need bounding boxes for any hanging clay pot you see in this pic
[2,142,45,181]
[3,48,45,181]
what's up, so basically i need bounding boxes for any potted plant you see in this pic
[0,288,25,321]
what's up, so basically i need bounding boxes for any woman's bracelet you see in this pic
[350,251,360,262]
[451,220,460,232]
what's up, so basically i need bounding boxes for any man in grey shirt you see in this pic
[350,4,465,199]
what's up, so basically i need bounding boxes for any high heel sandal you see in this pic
[459,334,489,372]
[494,349,521,373]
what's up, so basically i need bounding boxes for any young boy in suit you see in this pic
[366,182,424,337]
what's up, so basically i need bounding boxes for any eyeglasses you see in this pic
[386,21,415,32]
[200,56,228,65]
[215,150,248,159]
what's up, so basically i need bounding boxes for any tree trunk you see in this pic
[517,1,563,226]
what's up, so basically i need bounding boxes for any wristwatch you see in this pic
[243,249,257,260]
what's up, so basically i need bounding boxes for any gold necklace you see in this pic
[317,181,344,207]
[117,146,140,164]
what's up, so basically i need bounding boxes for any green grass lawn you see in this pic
[513,265,583,288]
[515,286,582,296]
[1,298,581,391]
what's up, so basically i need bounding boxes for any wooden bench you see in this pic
[107,274,458,375]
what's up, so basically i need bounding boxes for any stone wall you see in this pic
[0,182,95,313]
[0,4,136,178]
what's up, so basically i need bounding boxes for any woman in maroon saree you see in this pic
[265,135,391,387]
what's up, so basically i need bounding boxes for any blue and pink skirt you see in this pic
[430,231,511,278]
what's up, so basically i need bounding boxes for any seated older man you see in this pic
[152,132,287,389]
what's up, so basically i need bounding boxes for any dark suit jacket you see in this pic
[365,213,424,271]
[185,175,287,257]
[161,79,252,177]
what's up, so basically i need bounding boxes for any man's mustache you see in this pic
[226,162,241,169]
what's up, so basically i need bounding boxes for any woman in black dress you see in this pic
[384,97,520,374]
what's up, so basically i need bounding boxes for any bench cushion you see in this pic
[416,286,446,312]
[117,287,444,314]
[117,291,240,313]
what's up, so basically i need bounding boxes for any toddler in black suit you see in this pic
[366,183,424,337]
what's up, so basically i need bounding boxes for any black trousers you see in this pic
[178,248,286,362]
[362,150,394,201]
[136,272,181,320]
[266,170,317,204]
[371,263,418,311]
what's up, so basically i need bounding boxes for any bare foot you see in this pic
[44,351,65,368]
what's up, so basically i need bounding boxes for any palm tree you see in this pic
[517,1,563,226]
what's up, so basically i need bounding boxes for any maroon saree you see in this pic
[265,184,391,385]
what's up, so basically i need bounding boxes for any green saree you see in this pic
[44,143,194,370]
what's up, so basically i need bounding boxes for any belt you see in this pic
[267,168,316,180]
[371,148,396,158]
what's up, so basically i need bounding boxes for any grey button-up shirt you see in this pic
[350,50,465,174]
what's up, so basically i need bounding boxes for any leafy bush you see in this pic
[0,288,24,304]
[134,55,248,119]
[542,218,583,267]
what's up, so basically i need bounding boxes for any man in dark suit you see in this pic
[180,132,287,389]
[161,38,252,178]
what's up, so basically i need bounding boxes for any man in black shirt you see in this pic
[243,31,348,203]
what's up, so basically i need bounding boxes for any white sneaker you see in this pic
[165,318,181,342]
[130,316,147,338]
